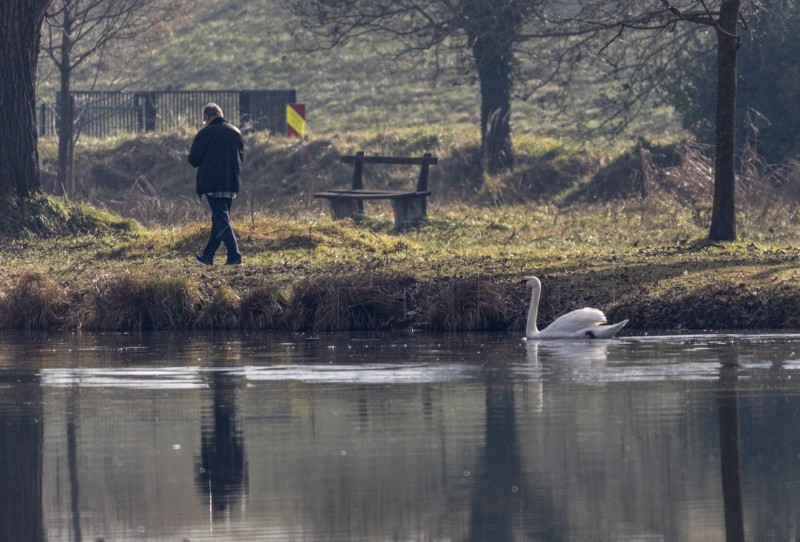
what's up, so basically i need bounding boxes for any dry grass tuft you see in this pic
[423,278,512,331]
[568,141,712,206]
[240,286,288,329]
[79,272,200,330]
[288,275,415,331]
[110,193,205,227]
[196,285,241,330]
[0,271,69,329]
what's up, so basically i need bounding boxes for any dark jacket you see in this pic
[188,117,244,196]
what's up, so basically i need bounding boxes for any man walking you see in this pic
[188,103,244,265]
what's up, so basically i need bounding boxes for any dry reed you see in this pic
[80,272,200,330]
[196,285,241,330]
[288,275,415,331]
[423,278,512,331]
[0,271,69,329]
[240,286,287,329]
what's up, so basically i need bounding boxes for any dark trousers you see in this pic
[201,196,241,263]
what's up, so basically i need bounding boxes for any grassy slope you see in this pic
[28,125,800,333]
[36,0,679,142]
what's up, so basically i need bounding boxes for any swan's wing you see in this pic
[543,308,607,334]
[584,319,629,338]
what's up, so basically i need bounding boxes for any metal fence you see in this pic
[39,89,298,138]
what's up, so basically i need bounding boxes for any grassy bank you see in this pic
[13,129,800,332]
[3,195,800,332]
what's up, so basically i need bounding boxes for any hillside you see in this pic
[35,0,680,144]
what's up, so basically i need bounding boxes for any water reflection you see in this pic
[66,386,83,542]
[4,332,800,540]
[0,369,45,542]
[469,360,551,540]
[196,357,249,520]
[718,360,745,542]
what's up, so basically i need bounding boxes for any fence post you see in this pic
[38,103,47,137]
[239,90,252,133]
[134,92,158,131]
[144,92,158,131]
[55,91,62,138]
[134,93,144,132]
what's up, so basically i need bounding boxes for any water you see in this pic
[2,331,800,541]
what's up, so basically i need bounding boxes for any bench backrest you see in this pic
[341,151,438,192]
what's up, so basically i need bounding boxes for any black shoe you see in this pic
[195,255,213,265]
[225,256,243,266]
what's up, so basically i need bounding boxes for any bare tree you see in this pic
[564,0,762,241]
[0,0,50,201]
[42,0,184,195]
[286,0,567,175]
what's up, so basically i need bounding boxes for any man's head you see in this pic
[202,103,224,125]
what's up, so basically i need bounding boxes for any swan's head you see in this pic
[519,276,541,290]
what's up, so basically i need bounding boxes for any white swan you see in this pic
[521,276,628,339]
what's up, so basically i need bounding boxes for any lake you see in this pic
[2,331,800,541]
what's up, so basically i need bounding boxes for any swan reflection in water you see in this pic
[526,339,610,380]
[521,340,610,413]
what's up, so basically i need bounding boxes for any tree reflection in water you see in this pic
[717,355,745,542]
[0,371,45,541]
[469,358,559,541]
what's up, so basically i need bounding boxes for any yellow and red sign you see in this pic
[286,103,306,138]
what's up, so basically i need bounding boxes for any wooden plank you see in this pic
[314,191,430,201]
[341,154,438,166]
[351,150,364,189]
[315,189,399,195]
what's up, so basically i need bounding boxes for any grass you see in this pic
[2,191,800,332]
[10,128,800,333]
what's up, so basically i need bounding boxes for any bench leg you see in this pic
[329,198,363,220]
[392,196,427,231]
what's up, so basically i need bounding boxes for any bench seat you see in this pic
[315,190,432,227]
[314,151,437,230]
[314,189,431,200]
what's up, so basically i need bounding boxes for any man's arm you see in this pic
[187,130,208,168]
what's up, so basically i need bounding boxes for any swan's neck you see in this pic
[526,282,540,337]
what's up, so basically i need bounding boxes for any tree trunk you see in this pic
[473,36,516,175]
[465,0,518,176]
[57,7,75,196]
[709,0,741,242]
[0,0,49,199]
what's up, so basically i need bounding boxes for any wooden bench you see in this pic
[315,151,438,230]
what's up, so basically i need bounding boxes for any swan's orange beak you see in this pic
[517,280,527,289]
